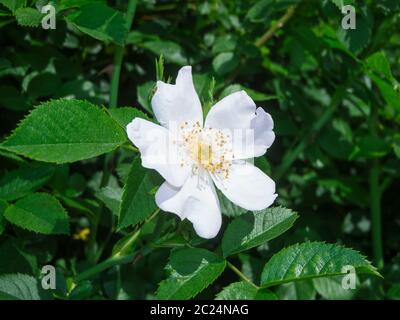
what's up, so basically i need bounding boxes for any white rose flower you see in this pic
[127,66,277,239]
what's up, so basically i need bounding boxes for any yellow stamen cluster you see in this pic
[178,121,233,179]
[73,228,90,241]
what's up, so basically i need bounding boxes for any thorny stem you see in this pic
[227,261,259,289]
[254,5,297,47]
[109,0,138,108]
[225,5,297,86]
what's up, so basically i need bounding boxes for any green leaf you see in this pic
[0,58,11,69]
[59,0,97,11]
[255,288,279,300]
[136,81,155,114]
[68,280,93,300]
[255,156,272,175]
[0,273,51,300]
[365,52,393,81]
[313,276,356,300]
[212,35,238,54]
[387,283,400,300]
[320,24,355,58]
[4,193,70,235]
[393,135,400,159]
[15,7,43,27]
[116,163,131,184]
[27,73,61,98]
[0,240,36,275]
[215,282,256,300]
[141,40,187,65]
[222,207,298,257]
[118,158,160,229]
[260,242,380,288]
[0,85,27,111]
[317,177,368,208]
[212,52,239,75]
[246,0,298,22]
[217,189,247,218]
[276,280,316,300]
[0,199,7,234]
[353,135,391,159]
[215,281,277,300]
[330,0,354,9]
[288,25,323,60]
[376,0,400,13]
[108,106,152,129]
[57,195,96,221]
[125,30,153,44]
[0,0,26,13]
[157,248,226,300]
[66,3,128,45]
[1,99,126,163]
[95,185,122,216]
[337,7,371,55]
[318,125,354,160]
[220,84,278,102]
[246,0,272,23]
[246,0,271,22]
[0,165,54,201]
[369,74,400,113]
[193,74,214,107]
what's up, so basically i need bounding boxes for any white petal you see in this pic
[212,162,277,211]
[151,66,203,129]
[205,91,275,159]
[205,91,256,130]
[236,107,275,159]
[155,171,222,239]
[252,107,275,155]
[155,181,183,218]
[127,118,190,187]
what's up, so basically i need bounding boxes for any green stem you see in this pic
[100,153,113,187]
[75,209,159,282]
[114,229,142,257]
[113,209,160,257]
[76,254,133,282]
[76,231,140,282]
[227,261,259,289]
[145,208,160,223]
[369,104,384,269]
[109,0,138,108]
[370,161,383,269]
[109,49,124,108]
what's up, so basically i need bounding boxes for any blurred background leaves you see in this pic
[0,0,399,300]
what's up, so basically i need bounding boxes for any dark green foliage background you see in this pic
[0,0,399,300]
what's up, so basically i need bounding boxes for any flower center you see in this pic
[178,121,233,178]
[193,142,212,166]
